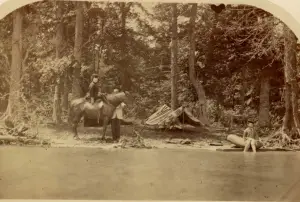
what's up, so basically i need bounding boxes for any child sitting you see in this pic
[243,121,259,153]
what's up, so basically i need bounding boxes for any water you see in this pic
[0,146,300,200]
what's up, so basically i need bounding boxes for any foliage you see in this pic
[0,2,297,130]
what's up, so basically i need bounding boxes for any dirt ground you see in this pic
[33,123,233,150]
[2,122,299,151]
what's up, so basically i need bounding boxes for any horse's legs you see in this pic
[72,122,80,140]
[72,112,84,140]
[111,118,116,140]
[101,117,109,140]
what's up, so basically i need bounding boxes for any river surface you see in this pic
[0,146,300,201]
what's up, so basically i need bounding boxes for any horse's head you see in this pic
[107,91,133,106]
[123,91,134,105]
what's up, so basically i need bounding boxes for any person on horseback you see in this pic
[85,73,107,124]
[86,74,106,104]
[69,87,131,140]
[86,74,99,104]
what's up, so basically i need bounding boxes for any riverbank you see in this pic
[0,123,299,152]
[38,124,230,150]
[0,122,228,149]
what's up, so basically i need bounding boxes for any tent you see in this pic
[145,104,204,130]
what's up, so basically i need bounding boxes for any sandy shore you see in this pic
[1,124,298,152]
[30,124,232,150]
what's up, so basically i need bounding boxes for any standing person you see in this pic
[243,121,259,153]
[111,88,126,142]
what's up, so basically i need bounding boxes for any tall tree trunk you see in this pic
[7,8,23,117]
[72,2,84,99]
[62,71,70,110]
[240,67,246,113]
[283,84,292,131]
[170,3,179,110]
[62,25,71,109]
[98,50,105,75]
[120,2,130,90]
[98,19,105,74]
[62,60,76,109]
[188,3,208,125]
[283,24,300,135]
[52,1,64,124]
[95,50,99,73]
[258,68,270,128]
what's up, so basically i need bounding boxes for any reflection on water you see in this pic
[0,146,300,201]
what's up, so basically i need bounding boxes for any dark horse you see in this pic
[68,91,133,140]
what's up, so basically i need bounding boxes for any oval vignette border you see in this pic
[0,0,298,202]
[0,0,300,38]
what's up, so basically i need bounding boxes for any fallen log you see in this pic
[209,142,223,146]
[0,135,19,142]
[165,138,192,145]
[226,134,263,149]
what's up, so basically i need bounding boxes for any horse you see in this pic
[68,91,133,140]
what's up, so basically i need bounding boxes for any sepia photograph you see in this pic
[0,0,300,201]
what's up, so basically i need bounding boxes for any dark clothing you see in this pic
[88,82,99,99]
[111,118,121,140]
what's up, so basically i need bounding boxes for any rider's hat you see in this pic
[247,119,255,124]
[91,73,99,79]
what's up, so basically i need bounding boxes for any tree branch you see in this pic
[82,30,98,48]
[0,52,10,69]
[22,44,34,72]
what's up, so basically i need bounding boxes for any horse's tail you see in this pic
[67,106,73,125]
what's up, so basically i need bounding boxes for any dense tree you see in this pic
[72,2,84,99]
[188,3,208,124]
[170,4,179,110]
[283,24,300,136]
[52,1,64,124]
[7,8,23,117]
[0,2,299,144]
[258,67,271,127]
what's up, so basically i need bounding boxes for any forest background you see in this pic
[0,1,300,141]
